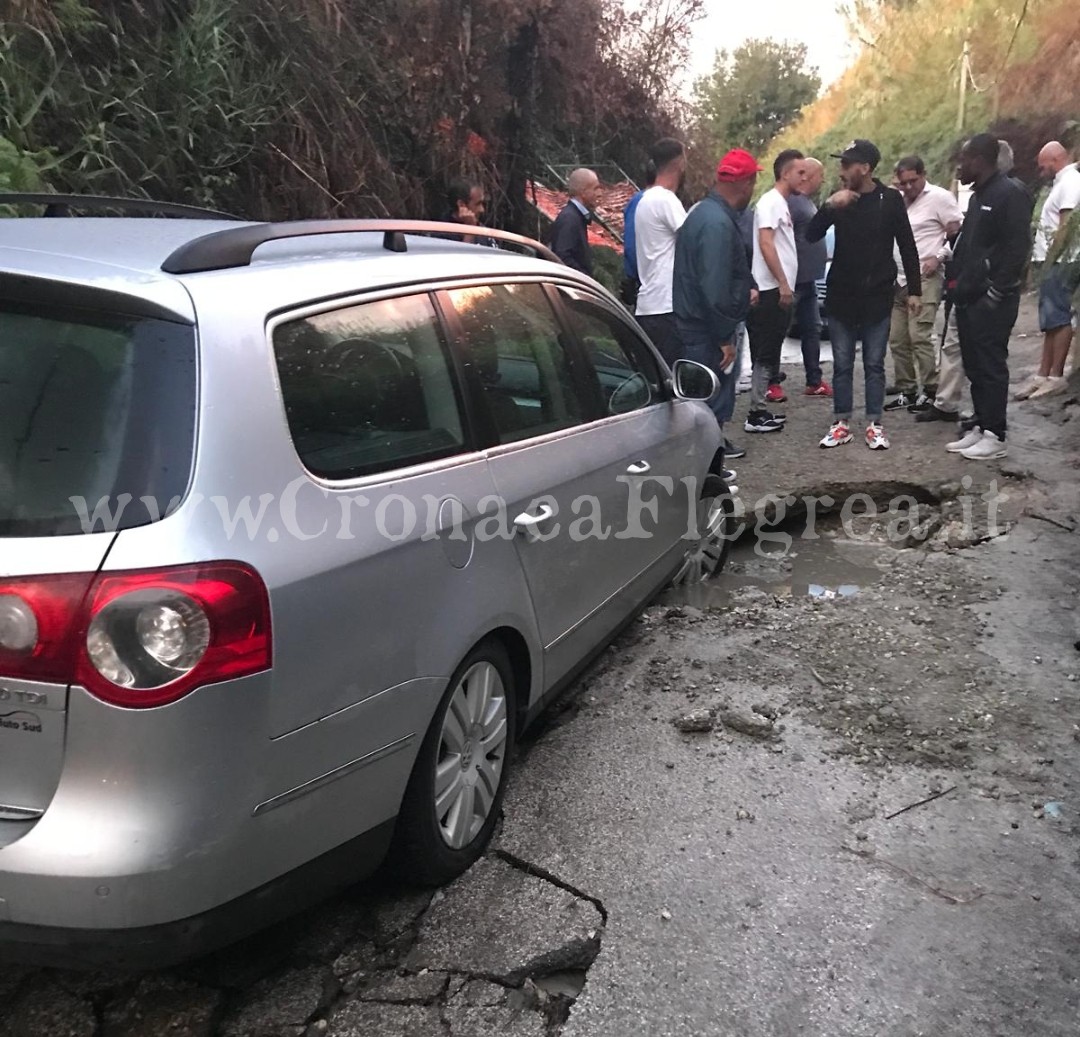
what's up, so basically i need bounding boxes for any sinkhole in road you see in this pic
[661,474,1011,609]
[662,532,886,608]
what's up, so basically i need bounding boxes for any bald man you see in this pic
[786,157,832,396]
[1017,141,1080,399]
[550,167,602,276]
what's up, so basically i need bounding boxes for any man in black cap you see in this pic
[808,139,921,452]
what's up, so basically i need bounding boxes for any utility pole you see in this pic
[956,38,970,132]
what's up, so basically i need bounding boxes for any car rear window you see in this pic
[0,301,197,537]
[273,293,467,480]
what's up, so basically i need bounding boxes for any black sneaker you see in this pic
[883,392,913,411]
[763,409,787,424]
[744,410,784,433]
[907,392,933,413]
[914,404,958,423]
[723,438,747,459]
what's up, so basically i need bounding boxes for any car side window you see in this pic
[555,287,665,416]
[273,293,466,479]
[445,283,588,444]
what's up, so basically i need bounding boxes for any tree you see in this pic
[0,0,705,222]
[601,0,706,108]
[693,38,821,156]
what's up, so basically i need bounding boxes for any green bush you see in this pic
[0,135,50,214]
[0,136,45,191]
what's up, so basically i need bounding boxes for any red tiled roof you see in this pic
[527,179,636,253]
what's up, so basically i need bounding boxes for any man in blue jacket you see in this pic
[550,168,602,276]
[619,161,657,308]
[673,149,762,458]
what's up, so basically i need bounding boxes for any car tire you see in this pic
[670,474,736,585]
[387,639,517,886]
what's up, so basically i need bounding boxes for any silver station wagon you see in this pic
[0,199,725,965]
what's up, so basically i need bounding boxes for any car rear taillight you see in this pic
[0,574,94,683]
[0,563,271,709]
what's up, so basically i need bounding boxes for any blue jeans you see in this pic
[716,322,745,425]
[673,319,743,425]
[829,313,890,422]
[793,281,823,386]
[675,323,734,427]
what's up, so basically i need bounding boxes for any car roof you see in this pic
[0,218,593,321]
[0,217,250,275]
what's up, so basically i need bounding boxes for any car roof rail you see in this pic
[159,219,562,274]
[0,193,242,220]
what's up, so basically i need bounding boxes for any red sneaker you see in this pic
[804,381,833,397]
[765,384,787,403]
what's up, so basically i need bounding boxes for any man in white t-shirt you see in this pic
[634,138,687,366]
[744,149,804,433]
[1017,140,1080,400]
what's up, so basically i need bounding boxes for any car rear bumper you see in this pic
[0,817,395,968]
[0,676,422,958]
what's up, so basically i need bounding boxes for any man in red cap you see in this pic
[673,149,765,465]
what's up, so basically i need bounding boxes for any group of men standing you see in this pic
[613,136,931,462]
[447,129,1077,470]
[592,131,1074,466]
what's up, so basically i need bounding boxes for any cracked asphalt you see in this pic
[2,297,1079,1035]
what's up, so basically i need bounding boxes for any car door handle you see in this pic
[626,460,651,474]
[513,504,555,531]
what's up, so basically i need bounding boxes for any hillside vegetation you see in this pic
[769,0,1080,187]
[0,0,702,228]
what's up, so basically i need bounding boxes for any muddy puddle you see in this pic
[662,532,891,609]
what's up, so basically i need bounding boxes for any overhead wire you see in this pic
[963,0,1033,94]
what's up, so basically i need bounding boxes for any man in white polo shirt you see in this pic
[885,155,962,413]
[1017,140,1080,400]
[634,138,688,367]
[745,149,804,433]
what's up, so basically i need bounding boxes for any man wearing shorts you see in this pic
[1015,141,1080,400]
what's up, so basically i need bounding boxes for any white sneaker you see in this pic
[865,423,889,449]
[946,426,982,452]
[1013,374,1047,400]
[819,420,853,448]
[960,430,1007,460]
[1028,376,1068,399]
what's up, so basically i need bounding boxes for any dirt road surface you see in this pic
[3,297,1078,1036]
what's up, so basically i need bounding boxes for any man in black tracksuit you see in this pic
[946,133,1033,460]
[807,138,921,451]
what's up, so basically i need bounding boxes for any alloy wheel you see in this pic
[434,660,509,849]
[672,482,734,585]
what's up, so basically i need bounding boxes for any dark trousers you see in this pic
[792,280,823,386]
[956,293,1018,440]
[747,289,789,410]
[636,312,682,368]
[674,322,726,429]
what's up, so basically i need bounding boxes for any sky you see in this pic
[686,0,856,92]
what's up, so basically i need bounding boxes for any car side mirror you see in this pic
[671,359,719,401]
